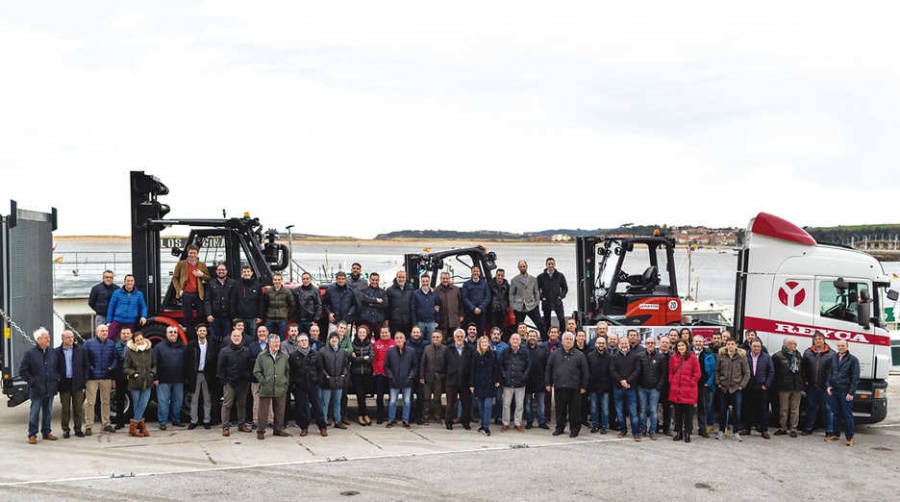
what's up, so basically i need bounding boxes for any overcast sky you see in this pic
[1,2,899,237]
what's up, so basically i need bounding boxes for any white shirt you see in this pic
[198,340,208,371]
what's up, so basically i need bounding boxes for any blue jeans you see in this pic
[524,391,546,425]
[613,387,639,436]
[131,388,152,421]
[720,390,743,432]
[28,395,54,438]
[209,317,232,344]
[589,391,610,429]
[830,388,855,439]
[805,386,833,433]
[638,388,660,433]
[266,320,288,340]
[698,385,715,429]
[157,382,184,425]
[416,322,436,344]
[322,388,343,423]
[389,387,412,422]
[479,397,494,430]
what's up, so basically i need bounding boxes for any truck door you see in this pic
[815,277,875,379]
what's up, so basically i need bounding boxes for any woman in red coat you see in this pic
[668,340,700,443]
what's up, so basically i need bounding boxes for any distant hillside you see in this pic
[374,225,676,241]
[805,224,900,244]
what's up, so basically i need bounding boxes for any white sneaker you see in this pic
[716,431,723,440]
[733,432,742,442]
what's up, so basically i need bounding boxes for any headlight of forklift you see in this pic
[873,388,884,399]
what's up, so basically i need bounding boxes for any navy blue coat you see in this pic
[357,286,389,325]
[746,351,775,389]
[826,351,860,395]
[153,339,187,384]
[384,345,418,389]
[84,337,118,380]
[411,288,439,324]
[56,344,89,391]
[324,283,357,323]
[88,282,117,317]
[20,346,60,398]
[470,350,500,398]
[386,280,415,324]
[461,278,491,314]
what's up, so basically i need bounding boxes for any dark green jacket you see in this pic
[124,339,156,391]
[253,349,290,397]
[262,286,296,321]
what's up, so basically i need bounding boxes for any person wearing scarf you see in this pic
[773,338,804,437]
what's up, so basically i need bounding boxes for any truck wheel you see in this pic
[142,323,168,346]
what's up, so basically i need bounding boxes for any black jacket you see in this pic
[204,277,238,319]
[537,269,568,302]
[525,343,549,393]
[586,349,612,393]
[184,339,218,387]
[773,349,804,391]
[324,284,357,323]
[294,284,323,323]
[56,344,89,391]
[289,349,323,387]
[235,278,264,319]
[499,346,530,388]
[443,343,474,388]
[320,346,349,390]
[386,280,415,324]
[88,282,117,317]
[802,345,834,389]
[610,350,642,388]
[350,338,374,377]
[154,339,187,384]
[20,346,60,398]
[489,279,510,313]
[545,348,589,390]
[639,350,666,389]
[470,350,500,398]
[357,286,389,325]
[216,343,253,386]
[384,345,418,389]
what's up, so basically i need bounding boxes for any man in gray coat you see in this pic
[509,260,545,339]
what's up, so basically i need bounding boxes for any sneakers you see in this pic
[716,431,724,440]
[648,433,656,440]
[732,432,743,442]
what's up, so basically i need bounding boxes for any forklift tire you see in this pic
[142,323,169,346]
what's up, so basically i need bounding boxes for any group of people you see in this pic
[20,254,860,447]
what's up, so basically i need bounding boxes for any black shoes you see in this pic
[187,423,198,430]
[673,433,683,441]
[552,430,563,436]
[538,423,550,430]
[446,422,453,430]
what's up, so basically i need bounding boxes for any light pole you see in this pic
[286,225,295,282]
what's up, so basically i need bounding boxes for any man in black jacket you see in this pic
[357,273,389,336]
[289,334,327,437]
[386,271,415,336]
[294,272,323,334]
[611,339,642,440]
[586,336,612,433]
[545,332,589,438]
[537,257,567,333]
[57,330,89,438]
[489,269,510,332]
[154,327,187,430]
[499,333,530,431]
[21,328,60,443]
[89,270,117,327]
[637,337,665,439]
[186,324,217,429]
[217,330,253,436]
[204,263,237,344]
[236,265,264,335]
[524,330,549,430]
[443,329,473,430]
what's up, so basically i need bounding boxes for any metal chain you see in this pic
[52,310,86,343]
[0,307,36,346]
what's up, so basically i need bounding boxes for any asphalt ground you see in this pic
[1,375,898,501]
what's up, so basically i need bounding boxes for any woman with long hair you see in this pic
[123,331,155,438]
[470,335,500,436]
[350,326,374,425]
[668,339,700,443]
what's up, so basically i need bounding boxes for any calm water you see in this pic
[52,240,900,315]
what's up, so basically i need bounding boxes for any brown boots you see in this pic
[129,420,140,437]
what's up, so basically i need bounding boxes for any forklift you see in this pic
[575,235,682,326]
[130,171,290,343]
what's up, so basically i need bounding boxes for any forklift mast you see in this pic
[404,246,498,289]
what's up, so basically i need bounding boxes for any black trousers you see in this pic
[411,381,425,422]
[488,309,506,331]
[514,308,545,339]
[660,397,673,433]
[445,385,472,424]
[113,370,129,426]
[292,384,326,430]
[465,311,486,333]
[744,386,770,431]
[673,403,694,435]
[181,292,203,331]
[541,299,565,332]
[351,374,371,416]
[554,387,582,434]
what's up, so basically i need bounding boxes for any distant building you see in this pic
[551,234,573,242]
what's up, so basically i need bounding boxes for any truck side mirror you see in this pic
[888,289,900,302]
[171,246,182,257]
[857,302,871,329]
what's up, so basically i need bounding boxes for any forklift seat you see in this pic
[625,266,659,294]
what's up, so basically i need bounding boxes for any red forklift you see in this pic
[575,235,682,326]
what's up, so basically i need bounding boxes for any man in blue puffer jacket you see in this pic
[461,267,491,333]
[106,274,148,341]
[83,323,118,435]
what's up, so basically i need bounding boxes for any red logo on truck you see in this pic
[778,281,806,307]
